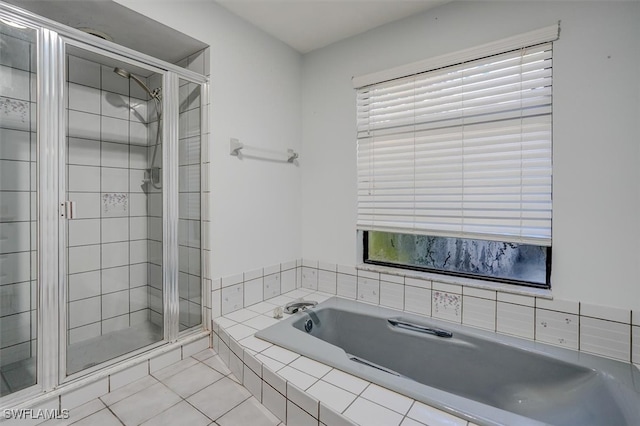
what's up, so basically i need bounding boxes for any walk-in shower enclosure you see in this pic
[0,2,209,403]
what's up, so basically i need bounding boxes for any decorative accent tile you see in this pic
[580,317,630,362]
[535,309,578,350]
[462,295,496,331]
[432,291,461,323]
[404,286,431,317]
[496,302,534,339]
[102,193,128,216]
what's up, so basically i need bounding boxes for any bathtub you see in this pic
[255,297,640,426]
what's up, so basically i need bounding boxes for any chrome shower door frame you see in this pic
[0,0,209,407]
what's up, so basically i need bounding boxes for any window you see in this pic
[355,25,559,288]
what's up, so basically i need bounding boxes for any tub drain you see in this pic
[304,319,313,333]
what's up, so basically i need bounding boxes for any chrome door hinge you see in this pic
[60,201,76,219]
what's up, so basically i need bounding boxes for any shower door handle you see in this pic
[60,201,76,219]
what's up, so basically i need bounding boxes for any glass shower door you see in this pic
[0,18,38,397]
[64,44,164,375]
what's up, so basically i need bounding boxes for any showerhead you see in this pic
[113,67,130,79]
[112,66,161,101]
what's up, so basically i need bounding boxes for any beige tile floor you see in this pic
[40,349,282,426]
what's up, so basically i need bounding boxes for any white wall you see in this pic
[301,1,640,310]
[115,0,303,278]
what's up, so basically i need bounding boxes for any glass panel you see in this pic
[65,45,164,375]
[0,19,38,396]
[366,231,549,287]
[178,77,201,331]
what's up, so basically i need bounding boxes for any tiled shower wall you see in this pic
[66,54,157,344]
[176,49,210,331]
[0,29,37,368]
[212,259,640,368]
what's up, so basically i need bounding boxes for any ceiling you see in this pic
[3,0,208,64]
[215,0,449,54]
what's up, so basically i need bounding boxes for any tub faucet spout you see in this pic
[284,300,318,314]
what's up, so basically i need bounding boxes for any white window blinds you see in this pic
[356,32,556,246]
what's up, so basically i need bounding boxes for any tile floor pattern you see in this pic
[38,349,282,426]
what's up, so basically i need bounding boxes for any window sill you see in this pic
[356,263,553,300]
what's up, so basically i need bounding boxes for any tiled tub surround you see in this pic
[0,27,37,394]
[210,260,640,425]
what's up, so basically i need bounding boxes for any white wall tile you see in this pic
[404,286,431,317]
[68,244,100,274]
[68,55,100,88]
[150,347,182,372]
[101,167,129,192]
[244,277,264,307]
[318,270,337,295]
[102,241,129,269]
[357,277,379,304]
[68,296,101,328]
[0,128,30,162]
[632,326,640,364]
[281,269,296,294]
[432,291,461,323]
[264,273,281,300]
[0,191,30,222]
[130,263,148,287]
[110,362,148,390]
[496,302,534,339]
[101,91,130,120]
[463,287,496,300]
[337,273,357,299]
[497,292,535,307]
[102,266,129,294]
[462,295,496,331]
[301,267,318,290]
[0,160,29,191]
[68,270,101,301]
[432,282,461,295]
[68,165,100,192]
[405,277,430,289]
[69,82,100,114]
[102,290,129,319]
[243,364,261,399]
[69,110,100,140]
[0,65,30,100]
[581,303,630,324]
[380,281,404,310]
[287,382,319,416]
[61,377,108,410]
[361,384,412,415]
[101,217,129,243]
[580,316,630,361]
[322,369,368,395]
[535,309,578,350]
[263,382,286,422]
[0,221,30,253]
[101,65,129,96]
[101,142,130,168]
[222,283,244,315]
[287,400,317,426]
[103,314,129,333]
[68,322,100,344]
[69,137,100,166]
[535,297,578,315]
